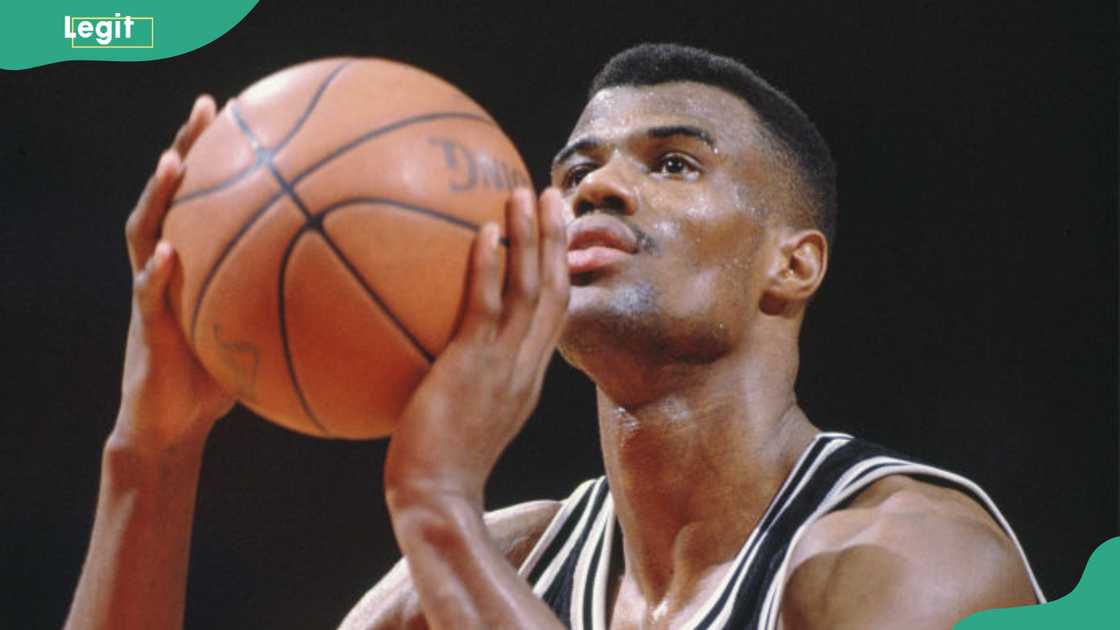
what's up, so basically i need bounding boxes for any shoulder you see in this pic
[338,499,561,630]
[779,475,1036,630]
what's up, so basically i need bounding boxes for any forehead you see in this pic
[568,81,765,150]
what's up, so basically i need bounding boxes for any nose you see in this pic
[573,157,638,217]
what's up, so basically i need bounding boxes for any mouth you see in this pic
[566,215,639,277]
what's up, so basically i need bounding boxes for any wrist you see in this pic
[384,472,484,516]
[97,429,207,515]
[385,480,487,560]
[105,414,209,474]
[383,438,489,511]
[112,389,218,451]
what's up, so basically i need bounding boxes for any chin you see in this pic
[559,282,653,361]
[560,280,738,367]
[568,279,657,328]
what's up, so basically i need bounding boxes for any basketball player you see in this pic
[66,44,1044,630]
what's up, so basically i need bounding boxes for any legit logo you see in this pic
[64,14,154,48]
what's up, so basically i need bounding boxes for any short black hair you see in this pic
[589,43,838,244]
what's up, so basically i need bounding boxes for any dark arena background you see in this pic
[2,2,1116,628]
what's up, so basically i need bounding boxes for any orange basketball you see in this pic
[163,58,528,439]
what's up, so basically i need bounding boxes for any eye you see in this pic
[562,163,596,190]
[654,153,699,178]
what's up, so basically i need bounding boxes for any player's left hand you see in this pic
[384,187,570,506]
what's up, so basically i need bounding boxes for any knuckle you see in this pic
[477,242,497,270]
[471,292,501,319]
[540,277,567,306]
[485,293,503,317]
[514,273,540,302]
[132,270,150,293]
[486,344,507,366]
[539,264,563,292]
[512,372,533,396]
[124,214,140,240]
[521,219,539,244]
[547,213,565,241]
[525,287,542,309]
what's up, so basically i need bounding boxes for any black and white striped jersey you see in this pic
[517,432,1045,629]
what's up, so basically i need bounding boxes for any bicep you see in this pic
[780,511,1036,630]
[336,500,560,630]
[781,541,948,630]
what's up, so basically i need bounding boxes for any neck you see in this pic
[589,334,818,610]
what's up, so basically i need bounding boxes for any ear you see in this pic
[760,228,828,316]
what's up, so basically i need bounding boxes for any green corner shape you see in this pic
[1,1,259,70]
[955,537,1120,629]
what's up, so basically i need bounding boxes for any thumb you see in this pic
[134,240,176,321]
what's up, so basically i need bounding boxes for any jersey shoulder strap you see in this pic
[518,476,611,625]
[753,436,1047,630]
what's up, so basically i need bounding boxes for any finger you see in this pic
[126,150,183,272]
[498,188,541,342]
[455,222,503,344]
[125,95,215,273]
[170,94,217,159]
[515,188,571,376]
[134,240,175,320]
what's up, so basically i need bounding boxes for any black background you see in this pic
[2,2,1116,628]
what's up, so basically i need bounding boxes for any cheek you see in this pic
[642,189,722,262]
[676,208,760,274]
[656,209,761,317]
[659,265,751,326]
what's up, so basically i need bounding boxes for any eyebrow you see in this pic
[646,124,716,149]
[552,137,602,168]
[551,124,717,168]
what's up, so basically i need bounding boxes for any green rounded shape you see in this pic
[955,537,1120,630]
[2,1,258,70]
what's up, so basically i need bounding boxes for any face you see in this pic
[552,81,794,367]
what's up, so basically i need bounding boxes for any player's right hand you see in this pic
[114,95,234,453]
[384,188,570,504]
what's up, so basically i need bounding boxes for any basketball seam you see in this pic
[188,189,283,343]
[170,60,354,209]
[186,113,501,345]
[262,154,438,359]
[261,157,437,437]
[277,230,331,435]
[230,103,337,436]
[272,60,355,151]
[185,60,504,436]
[291,111,494,187]
[318,196,481,232]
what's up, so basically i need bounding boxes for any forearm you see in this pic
[65,426,207,630]
[386,486,562,630]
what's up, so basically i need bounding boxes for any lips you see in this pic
[566,215,639,275]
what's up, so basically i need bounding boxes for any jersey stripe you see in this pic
[523,433,1044,629]
[690,434,851,629]
[523,477,611,616]
[521,478,598,584]
[572,495,614,630]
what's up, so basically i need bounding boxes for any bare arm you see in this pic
[65,429,208,630]
[779,477,1037,630]
[376,188,571,629]
[338,500,560,630]
[64,96,231,630]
